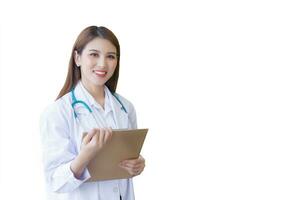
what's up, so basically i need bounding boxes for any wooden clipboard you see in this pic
[82,129,148,182]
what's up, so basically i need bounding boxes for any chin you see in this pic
[83,76,110,88]
[92,81,107,87]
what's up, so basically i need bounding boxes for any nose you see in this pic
[97,56,106,67]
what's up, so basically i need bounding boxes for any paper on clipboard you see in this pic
[82,128,148,182]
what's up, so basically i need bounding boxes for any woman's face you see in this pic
[75,37,118,88]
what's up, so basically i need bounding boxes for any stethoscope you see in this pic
[71,83,128,128]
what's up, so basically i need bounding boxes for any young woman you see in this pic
[40,26,145,200]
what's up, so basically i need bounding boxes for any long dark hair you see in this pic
[56,26,120,100]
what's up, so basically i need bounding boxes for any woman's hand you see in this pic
[71,128,112,179]
[119,155,145,177]
[80,128,113,162]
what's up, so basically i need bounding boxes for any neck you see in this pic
[81,79,105,103]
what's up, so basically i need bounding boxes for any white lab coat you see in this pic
[40,81,137,200]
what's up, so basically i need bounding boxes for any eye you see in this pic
[90,53,99,57]
[107,55,116,59]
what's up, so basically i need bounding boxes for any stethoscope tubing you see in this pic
[70,84,127,129]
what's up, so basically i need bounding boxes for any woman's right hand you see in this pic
[80,128,113,162]
[71,128,113,179]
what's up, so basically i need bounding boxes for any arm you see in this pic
[40,103,88,193]
[40,103,112,193]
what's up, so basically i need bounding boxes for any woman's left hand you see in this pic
[119,155,145,176]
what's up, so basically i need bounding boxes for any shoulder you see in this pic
[40,92,73,123]
[39,93,76,140]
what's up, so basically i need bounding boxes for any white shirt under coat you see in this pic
[40,81,137,200]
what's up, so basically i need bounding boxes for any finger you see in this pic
[122,158,142,166]
[104,128,113,143]
[91,129,99,144]
[139,155,145,162]
[119,159,144,172]
[131,165,144,172]
[124,163,144,171]
[107,127,113,136]
[82,129,96,144]
[121,161,140,168]
[120,159,144,169]
[138,155,145,166]
[136,168,143,175]
[98,128,105,144]
[82,132,91,145]
[102,128,108,143]
[119,165,136,176]
[125,165,143,175]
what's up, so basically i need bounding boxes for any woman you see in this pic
[40,26,145,200]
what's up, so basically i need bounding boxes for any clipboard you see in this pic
[82,128,148,182]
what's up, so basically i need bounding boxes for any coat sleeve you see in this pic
[40,100,90,193]
[128,101,138,129]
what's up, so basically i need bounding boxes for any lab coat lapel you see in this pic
[106,89,129,129]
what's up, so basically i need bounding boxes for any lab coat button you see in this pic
[113,187,118,193]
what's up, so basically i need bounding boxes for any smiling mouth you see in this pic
[94,70,107,77]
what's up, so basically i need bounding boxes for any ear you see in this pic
[74,50,81,67]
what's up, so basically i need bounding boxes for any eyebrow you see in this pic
[89,49,117,54]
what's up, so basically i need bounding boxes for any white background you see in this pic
[0,0,300,199]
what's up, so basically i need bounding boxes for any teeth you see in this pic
[95,71,106,75]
